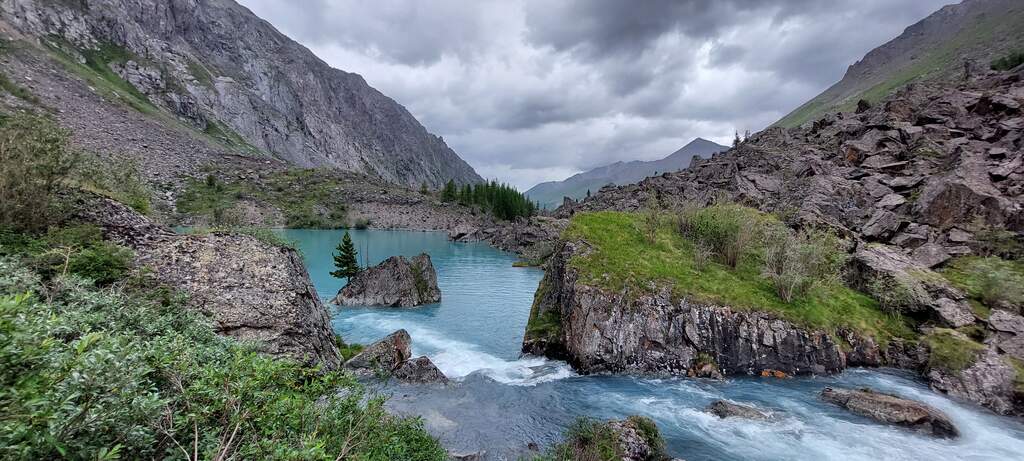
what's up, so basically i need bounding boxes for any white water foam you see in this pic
[339,312,575,386]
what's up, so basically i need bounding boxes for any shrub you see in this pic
[678,203,761,269]
[543,417,620,461]
[73,154,153,214]
[334,334,364,361]
[0,257,446,461]
[640,198,662,244]
[867,276,919,314]
[762,226,847,303]
[970,219,1023,260]
[991,50,1024,71]
[0,114,80,232]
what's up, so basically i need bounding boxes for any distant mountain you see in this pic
[526,138,728,209]
[776,0,1024,128]
[1,0,482,188]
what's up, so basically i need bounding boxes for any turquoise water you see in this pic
[281,229,1024,461]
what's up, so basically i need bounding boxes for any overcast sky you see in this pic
[237,0,951,190]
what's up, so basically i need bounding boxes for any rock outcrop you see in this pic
[1,0,482,188]
[706,400,770,420]
[522,241,854,377]
[820,387,959,438]
[333,254,441,307]
[70,193,342,369]
[343,330,449,384]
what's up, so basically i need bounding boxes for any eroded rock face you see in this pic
[928,345,1021,415]
[522,241,854,377]
[820,387,959,438]
[73,194,342,369]
[333,254,441,307]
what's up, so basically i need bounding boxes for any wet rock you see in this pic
[820,387,959,438]
[344,330,412,375]
[393,356,450,384]
[333,254,441,307]
[706,400,769,420]
[928,346,1020,416]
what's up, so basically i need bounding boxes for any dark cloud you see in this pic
[238,0,951,189]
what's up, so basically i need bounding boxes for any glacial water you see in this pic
[280,228,1024,461]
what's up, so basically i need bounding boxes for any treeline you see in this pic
[440,180,536,221]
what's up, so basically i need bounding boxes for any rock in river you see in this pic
[343,329,449,383]
[820,387,959,438]
[706,400,770,420]
[333,253,442,307]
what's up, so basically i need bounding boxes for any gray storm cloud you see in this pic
[237,0,951,189]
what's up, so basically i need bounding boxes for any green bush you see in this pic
[991,50,1024,71]
[0,257,446,461]
[1,224,134,286]
[334,335,364,362]
[537,416,666,461]
[942,257,1024,311]
[0,114,80,232]
[73,154,153,214]
[867,276,920,314]
[762,226,847,303]
[678,203,763,268]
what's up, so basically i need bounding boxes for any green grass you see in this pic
[176,169,350,228]
[186,57,216,88]
[941,256,1024,309]
[924,328,985,373]
[1008,357,1024,395]
[524,276,563,344]
[203,119,262,155]
[43,36,160,116]
[563,211,913,343]
[0,71,39,104]
[335,335,365,362]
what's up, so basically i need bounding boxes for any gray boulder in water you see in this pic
[343,330,449,384]
[706,400,770,420]
[393,356,450,384]
[333,253,441,307]
[821,387,959,438]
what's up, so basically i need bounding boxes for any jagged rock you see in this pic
[911,243,951,268]
[875,193,907,209]
[344,330,412,375]
[605,417,671,461]
[333,254,441,307]
[947,228,973,243]
[861,210,902,239]
[706,400,769,420]
[928,346,1020,416]
[989,310,1024,360]
[524,241,852,376]
[820,387,959,438]
[849,244,963,314]
[933,298,976,328]
[71,194,342,369]
[393,356,449,384]
[891,223,931,249]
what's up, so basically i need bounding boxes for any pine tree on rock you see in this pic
[330,231,360,282]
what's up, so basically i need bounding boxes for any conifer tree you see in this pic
[330,231,360,281]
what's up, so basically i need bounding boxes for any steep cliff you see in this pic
[0,0,482,188]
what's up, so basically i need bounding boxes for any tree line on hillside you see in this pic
[440,180,536,221]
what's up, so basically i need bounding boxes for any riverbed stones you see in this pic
[820,387,959,438]
[706,400,770,420]
[333,253,441,307]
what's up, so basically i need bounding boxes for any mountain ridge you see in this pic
[0,0,483,188]
[526,137,728,209]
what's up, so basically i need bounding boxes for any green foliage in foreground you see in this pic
[536,416,666,461]
[441,180,536,221]
[941,256,1024,310]
[0,224,134,286]
[335,335,364,362]
[0,256,445,461]
[176,169,349,228]
[563,211,912,343]
[0,114,80,233]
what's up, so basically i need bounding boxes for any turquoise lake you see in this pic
[280,228,1024,461]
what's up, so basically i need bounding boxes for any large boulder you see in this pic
[344,330,412,375]
[393,356,449,384]
[820,387,959,438]
[74,195,342,369]
[705,400,770,420]
[333,253,441,307]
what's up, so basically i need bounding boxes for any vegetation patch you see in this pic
[924,328,985,373]
[563,211,913,343]
[0,114,80,232]
[203,119,262,156]
[0,71,39,103]
[176,169,350,228]
[334,334,365,362]
[440,179,536,221]
[0,255,445,460]
[941,256,1024,310]
[44,36,160,115]
[1008,357,1024,395]
[536,416,667,461]
[72,153,153,214]
[991,50,1024,71]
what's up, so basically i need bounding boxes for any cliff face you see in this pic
[523,241,858,377]
[1,0,482,188]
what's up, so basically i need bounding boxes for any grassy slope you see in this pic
[775,6,1024,128]
[563,212,912,343]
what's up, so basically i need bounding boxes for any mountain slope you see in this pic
[0,0,482,188]
[776,0,1024,128]
[526,138,727,209]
